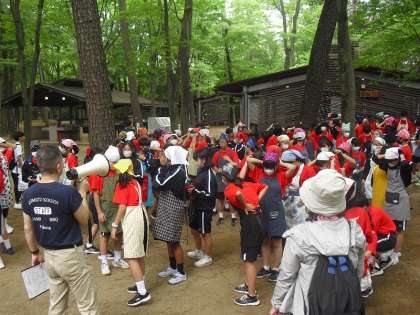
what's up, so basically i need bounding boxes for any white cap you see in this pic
[384,147,399,160]
[316,151,334,161]
[199,128,210,137]
[374,137,386,146]
[150,140,161,151]
[293,131,306,140]
[299,169,347,216]
[126,131,136,141]
[0,137,6,143]
[277,134,290,143]
[104,145,121,163]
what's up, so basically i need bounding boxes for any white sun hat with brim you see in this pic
[299,169,347,216]
[384,147,399,160]
[316,151,335,161]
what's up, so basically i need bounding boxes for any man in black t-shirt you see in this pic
[22,145,99,315]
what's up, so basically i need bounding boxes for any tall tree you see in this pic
[273,0,301,69]
[118,0,142,124]
[178,0,194,131]
[70,0,115,149]
[10,0,44,154]
[337,0,356,132]
[300,0,338,128]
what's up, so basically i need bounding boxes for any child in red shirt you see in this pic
[397,129,412,161]
[222,163,268,306]
[112,159,151,305]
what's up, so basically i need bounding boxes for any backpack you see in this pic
[307,222,363,315]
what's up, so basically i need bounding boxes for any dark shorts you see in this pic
[377,233,397,253]
[394,220,407,232]
[88,194,99,225]
[189,210,212,234]
[241,247,260,263]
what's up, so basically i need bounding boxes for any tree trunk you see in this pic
[10,0,30,153]
[337,0,356,133]
[70,0,115,149]
[223,24,235,126]
[178,0,194,131]
[163,0,179,131]
[300,0,338,129]
[118,0,142,124]
[290,0,301,66]
[275,0,291,70]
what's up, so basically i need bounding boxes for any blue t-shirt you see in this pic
[22,182,83,249]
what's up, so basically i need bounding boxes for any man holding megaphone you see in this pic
[21,145,100,314]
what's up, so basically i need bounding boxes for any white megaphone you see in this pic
[66,154,110,180]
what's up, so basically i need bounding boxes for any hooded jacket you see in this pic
[271,218,365,315]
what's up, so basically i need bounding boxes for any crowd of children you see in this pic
[0,110,419,311]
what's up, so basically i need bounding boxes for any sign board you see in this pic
[360,90,379,98]
[147,117,171,132]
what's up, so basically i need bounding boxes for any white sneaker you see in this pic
[112,258,129,269]
[6,223,14,234]
[14,203,22,210]
[194,256,213,268]
[101,261,111,275]
[158,266,177,278]
[0,257,5,269]
[168,272,187,285]
[187,249,204,260]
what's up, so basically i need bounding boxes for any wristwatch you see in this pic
[111,222,119,229]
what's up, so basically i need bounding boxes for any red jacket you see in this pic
[345,207,377,255]
[368,206,396,236]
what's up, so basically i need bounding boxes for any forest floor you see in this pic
[0,187,419,315]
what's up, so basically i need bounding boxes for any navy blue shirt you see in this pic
[22,182,83,249]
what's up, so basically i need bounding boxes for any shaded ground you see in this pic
[1,187,419,315]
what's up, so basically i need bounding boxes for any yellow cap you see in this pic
[113,159,134,176]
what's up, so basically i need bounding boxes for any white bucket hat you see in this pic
[316,151,334,161]
[164,145,188,165]
[300,169,347,216]
[384,147,399,160]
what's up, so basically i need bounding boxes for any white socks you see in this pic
[3,239,11,249]
[263,265,270,271]
[100,255,108,263]
[231,213,237,219]
[136,280,147,295]
[114,250,122,262]
[218,212,224,219]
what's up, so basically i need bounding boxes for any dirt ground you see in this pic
[0,187,419,315]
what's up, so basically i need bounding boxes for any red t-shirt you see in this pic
[88,171,116,195]
[66,153,78,169]
[224,181,266,210]
[289,164,316,187]
[344,151,366,177]
[132,139,141,151]
[236,132,249,144]
[212,148,239,167]
[400,144,412,161]
[290,143,306,152]
[4,148,13,166]
[266,135,278,147]
[336,134,350,149]
[345,207,377,255]
[112,180,140,206]
[355,124,364,139]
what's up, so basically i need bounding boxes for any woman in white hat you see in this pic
[153,145,189,285]
[376,147,413,262]
[270,169,365,315]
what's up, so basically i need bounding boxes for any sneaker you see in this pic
[127,285,137,294]
[168,272,187,285]
[6,223,14,234]
[101,261,111,275]
[127,291,151,307]
[158,266,177,278]
[84,245,100,255]
[112,258,129,269]
[371,263,384,277]
[14,203,22,210]
[268,269,279,282]
[217,217,224,225]
[233,283,249,294]
[97,251,114,260]
[187,249,204,260]
[231,217,238,226]
[194,256,213,267]
[234,294,260,306]
[2,247,15,255]
[0,257,4,269]
[256,267,271,279]
[361,287,374,298]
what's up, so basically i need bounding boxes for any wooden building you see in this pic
[1,78,168,140]
[216,64,420,132]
